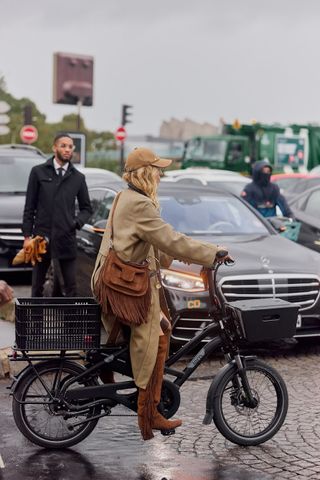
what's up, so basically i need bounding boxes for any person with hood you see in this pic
[91,147,232,441]
[241,160,293,218]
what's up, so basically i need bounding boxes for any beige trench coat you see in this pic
[91,188,220,389]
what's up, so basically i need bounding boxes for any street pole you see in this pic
[120,141,125,173]
[77,99,82,131]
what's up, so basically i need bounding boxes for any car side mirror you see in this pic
[267,216,290,233]
[92,219,107,233]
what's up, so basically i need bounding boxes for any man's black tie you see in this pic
[58,167,63,178]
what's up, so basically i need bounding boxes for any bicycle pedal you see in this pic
[160,428,175,436]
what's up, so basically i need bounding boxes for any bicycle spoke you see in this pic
[221,368,279,438]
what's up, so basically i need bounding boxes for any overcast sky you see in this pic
[1,0,320,136]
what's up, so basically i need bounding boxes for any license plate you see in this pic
[296,314,302,329]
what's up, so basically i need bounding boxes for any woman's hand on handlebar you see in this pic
[215,248,235,265]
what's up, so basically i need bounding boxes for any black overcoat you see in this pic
[22,157,92,259]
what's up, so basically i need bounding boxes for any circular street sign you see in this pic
[20,125,38,144]
[115,126,126,142]
[0,101,10,114]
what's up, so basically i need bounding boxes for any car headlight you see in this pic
[161,269,205,292]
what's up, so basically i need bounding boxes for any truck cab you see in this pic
[182,135,251,172]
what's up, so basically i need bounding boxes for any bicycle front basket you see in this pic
[226,298,299,342]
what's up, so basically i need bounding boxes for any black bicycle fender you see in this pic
[10,359,86,395]
[202,355,257,425]
[203,361,236,425]
[9,364,32,394]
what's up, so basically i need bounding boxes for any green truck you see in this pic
[181,123,320,173]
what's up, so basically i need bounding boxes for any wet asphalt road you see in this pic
[1,338,320,480]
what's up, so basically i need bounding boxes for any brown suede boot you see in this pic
[137,336,182,441]
[137,387,154,440]
[151,335,182,432]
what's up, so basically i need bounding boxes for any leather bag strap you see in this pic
[109,192,122,243]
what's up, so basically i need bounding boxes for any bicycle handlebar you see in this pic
[201,250,235,316]
[212,250,235,268]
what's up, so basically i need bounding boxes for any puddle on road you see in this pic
[1,447,270,480]
[1,383,271,480]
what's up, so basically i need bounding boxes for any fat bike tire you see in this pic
[212,359,288,446]
[12,360,100,449]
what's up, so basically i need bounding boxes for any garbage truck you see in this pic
[181,122,320,173]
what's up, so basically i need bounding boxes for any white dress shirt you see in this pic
[53,158,69,176]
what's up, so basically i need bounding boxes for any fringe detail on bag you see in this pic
[105,283,151,326]
[94,270,151,325]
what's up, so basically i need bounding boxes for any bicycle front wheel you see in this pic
[212,359,288,446]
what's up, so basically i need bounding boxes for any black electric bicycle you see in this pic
[9,252,298,449]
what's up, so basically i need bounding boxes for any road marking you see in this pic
[0,454,4,468]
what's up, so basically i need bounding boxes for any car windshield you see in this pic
[206,179,247,195]
[186,139,227,163]
[0,155,41,193]
[160,194,268,235]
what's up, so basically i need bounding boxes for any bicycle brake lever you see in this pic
[224,257,235,266]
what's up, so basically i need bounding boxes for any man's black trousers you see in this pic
[31,252,77,297]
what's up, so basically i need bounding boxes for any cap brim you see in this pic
[151,158,172,168]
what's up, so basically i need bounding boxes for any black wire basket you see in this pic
[15,298,101,351]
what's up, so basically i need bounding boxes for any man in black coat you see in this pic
[22,133,92,296]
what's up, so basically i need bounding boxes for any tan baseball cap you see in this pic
[125,147,172,172]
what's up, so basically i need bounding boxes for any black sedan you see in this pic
[288,185,320,254]
[74,182,320,344]
[0,144,46,272]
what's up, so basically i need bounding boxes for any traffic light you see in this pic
[23,104,32,125]
[53,52,94,106]
[121,104,133,126]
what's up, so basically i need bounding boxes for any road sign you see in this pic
[59,131,86,166]
[0,102,10,136]
[115,126,126,142]
[20,125,38,144]
[0,114,10,124]
[0,125,9,135]
[0,101,10,114]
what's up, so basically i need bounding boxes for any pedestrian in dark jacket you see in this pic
[241,160,293,218]
[22,133,92,297]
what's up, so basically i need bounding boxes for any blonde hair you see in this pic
[122,165,160,209]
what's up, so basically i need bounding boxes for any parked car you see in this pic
[70,183,320,344]
[164,168,242,178]
[76,167,122,186]
[271,173,320,201]
[0,144,46,272]
[162,168,249,195]
[288,185,320,254]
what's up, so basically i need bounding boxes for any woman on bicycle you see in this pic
[91,147,231,441]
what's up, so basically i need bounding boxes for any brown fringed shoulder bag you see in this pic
[94,193,151,326]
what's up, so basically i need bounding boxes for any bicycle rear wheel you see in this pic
[212,359,288,446]
[12,360,100,449]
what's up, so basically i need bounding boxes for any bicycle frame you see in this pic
[10,257,290,448]
[10,262,239,410]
